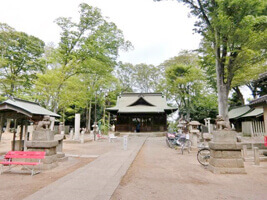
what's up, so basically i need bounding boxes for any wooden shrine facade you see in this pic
[106,93,177,132]
[116,113,167,132]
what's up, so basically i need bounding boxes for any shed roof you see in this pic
[241,108,263,118]
[106,93,177,114]
[0,98,60,118]
[229,105,251,119]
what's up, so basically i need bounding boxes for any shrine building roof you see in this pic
[0,98,60,118]
[106,93,177,114]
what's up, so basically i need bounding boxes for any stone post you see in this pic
[254,147,260,165]
[208,130,246,174]
[123,135,128,150]
[92,122,97,141]
[69,128,74,140]
[50,117,55,131]
[242,145,247,159]
[74,114,80,140]
[206,118,211,134]
[59,122,65,135]
[80,130,84,144]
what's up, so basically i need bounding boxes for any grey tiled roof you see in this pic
[1,98,60,117]
[106,93,177,114]
[250,95,267,106]
[228,105,251,119]
[241,108,263,118]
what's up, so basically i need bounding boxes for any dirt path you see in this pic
[111,137,267,200]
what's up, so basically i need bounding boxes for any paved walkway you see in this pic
[23,136,147,200]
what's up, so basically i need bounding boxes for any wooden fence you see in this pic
[242,121,266,137]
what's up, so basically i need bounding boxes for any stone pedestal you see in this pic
[208,131,246,174]
[32,130,54,141]
[54,134,68,162]
[26,130,59,170]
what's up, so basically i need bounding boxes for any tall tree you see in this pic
[132,63,160,93]
[115,62,135,92]
[36,3,131,112]
[0,23,45,97]
[157,0,267,126]
[161,51,218,121]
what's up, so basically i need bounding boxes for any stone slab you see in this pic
[26,141,58,148]
[42,154,58,164]
[212,130,237,142]
[210,149,242,159]
[57,152,65,158]
[32,130,55,141]
[209,157,244,168]
[208,164,246,174]
[58,156,68,162]
[209,142,242,150]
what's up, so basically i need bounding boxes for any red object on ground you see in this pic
[264,136,267,147]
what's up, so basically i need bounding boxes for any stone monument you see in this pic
[26,116,59,169]
[208,130,246,174]
[74,114,80,140]
[188,121,201,148]
[177,119,188,134]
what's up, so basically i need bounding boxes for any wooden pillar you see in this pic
[264,105,267,134]
[19,120,25,151]
[12,130,16,151]
[24,122,29,151]
[0,114,3,141]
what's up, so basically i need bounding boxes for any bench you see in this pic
[0,151,46,176]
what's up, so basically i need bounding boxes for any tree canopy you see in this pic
[0,23,45,97]
[158,0,267,125]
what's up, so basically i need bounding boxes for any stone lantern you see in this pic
[188,121,201,147]
[177,119,188,134]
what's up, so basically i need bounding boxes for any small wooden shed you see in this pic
[0,98,60,150]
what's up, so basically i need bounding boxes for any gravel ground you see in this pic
[112,137,267,200]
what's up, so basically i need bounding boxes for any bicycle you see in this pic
[178,137,192,155]
[197,147,210,166]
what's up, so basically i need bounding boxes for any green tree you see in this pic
[115,62,135,92]
[157,0,267,126]
[0,23,45,97]
[132,63,160,93]
[36,3,131,112]
[162,51,218,121]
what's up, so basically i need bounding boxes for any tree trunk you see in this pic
[233,86,245,105]
[103,102,106,134]
[215,51,230,127]
[246,83,258,99]
[87,100,92,132]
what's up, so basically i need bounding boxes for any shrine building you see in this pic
[106,93,177,132]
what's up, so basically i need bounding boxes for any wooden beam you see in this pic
[0,114,3,142]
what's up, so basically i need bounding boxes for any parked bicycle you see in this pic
[178,136,192,155]
[166,132,192,154]
[197,147,210,166]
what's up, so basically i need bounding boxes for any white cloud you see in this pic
[0,0,201,65]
